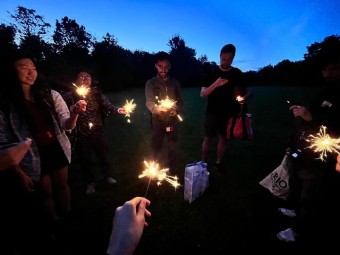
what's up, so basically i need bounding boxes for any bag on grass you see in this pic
[259,155,290,200]
[226,113,253,140]
[184,161,209,203]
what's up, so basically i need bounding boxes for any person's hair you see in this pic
[5,50,54,130]
[220,44,236,56]
[318,36,340,67]
[154,51,170,63]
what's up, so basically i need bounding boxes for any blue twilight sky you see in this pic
[0,0,339,72]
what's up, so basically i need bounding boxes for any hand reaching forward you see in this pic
[107,197,151,255]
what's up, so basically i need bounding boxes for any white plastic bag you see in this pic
[259,155,290,200]
[184,161,210,203]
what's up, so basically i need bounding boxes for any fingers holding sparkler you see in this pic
[70,100,87,115]
[336,154,340,173]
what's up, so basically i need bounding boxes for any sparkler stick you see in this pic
[139,160,180,197]
[123,99,137,123]
[305,125,340,161]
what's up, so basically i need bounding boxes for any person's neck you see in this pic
[219,65,232,72]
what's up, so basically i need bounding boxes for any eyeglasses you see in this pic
[155,64,171,71]
[79,75,91,80]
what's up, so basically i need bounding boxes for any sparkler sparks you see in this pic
[72,83,90,98]
[123,99,137,123]
[155,96,176,110]
[305,125,340,161]
[236,95,244,102]
[139,160,180,196]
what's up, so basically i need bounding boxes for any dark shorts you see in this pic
[38,141,69,176]
[204,113,229,137]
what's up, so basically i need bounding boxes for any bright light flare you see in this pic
[72,83,89,98]
[177,114,183,122]
[88,122,94,129]
[305,125,340,161]
[156,96,176,110]
[139,160,180,189]
[123,99,136,123]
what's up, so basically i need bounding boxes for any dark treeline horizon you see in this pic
[1,6,339,92]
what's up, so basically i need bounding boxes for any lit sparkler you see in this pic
[89,122,94,129]
[139,160,180,196]
[305,125,340,161]
[155,96,176,110]
[72,83,90,98]
[123,99,137,123]
[236,95,244,103]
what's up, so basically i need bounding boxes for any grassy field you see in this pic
[66,86,320,254]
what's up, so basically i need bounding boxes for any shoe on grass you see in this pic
[86,182,96,194]
[277,228,296,242]
[106,177,117,185]
[278,208,296,217]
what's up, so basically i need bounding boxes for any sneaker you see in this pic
[277,228,296,242]
[106,177,117,185]
[86,182,96,194]
[278,208,296,217]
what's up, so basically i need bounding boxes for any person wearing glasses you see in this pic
[62,69,126,194]
[145,51,184,174]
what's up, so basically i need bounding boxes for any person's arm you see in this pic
[200,77,228,97]
[289,105,313,122]
[107,197,151,255]
[0,138,32,171]
[52,90,87,130]
[145,81,167,115]
[101,94,125,115]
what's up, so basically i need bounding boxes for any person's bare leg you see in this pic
[202,136,212,162]
[216,135,226,164]
[40,175,59,220]
[52,166,71,216]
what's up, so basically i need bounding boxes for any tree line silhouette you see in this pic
[1,6,339,92]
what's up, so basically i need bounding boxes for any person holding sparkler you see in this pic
[145,51,184,174]
[62,69,126,194]
[277,36,340,247]
[200,44,250,173]
[0,51,86,253]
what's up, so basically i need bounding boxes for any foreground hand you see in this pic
[155,107,168,114]
[107,197,151,255]
[336,154,340,173]
[71,100,87,114]
[0,138,32,171]
[289,105,312,121]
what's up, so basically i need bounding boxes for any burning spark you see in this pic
[72,83,89,98]
[139,160,180,190]
[155,96,176,110]
[305,125,340,161]
[123,99,137,123]
[236,95,244,102]
[89,122,94,129]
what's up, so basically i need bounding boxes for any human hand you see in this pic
[155,106,168,114]
[107,197,151,255]
[0,138,32,171]
[289,105,312,121]
[71,100,87,114]
[15,166,35,191]
[336,154,340,173]
[214,77,228,88]
[169,109,177,117]
[118,108,126,115]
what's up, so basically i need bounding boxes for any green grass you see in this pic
[67,86,320,254]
